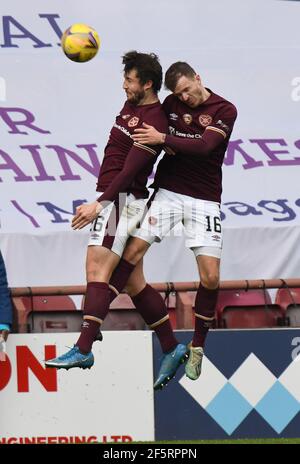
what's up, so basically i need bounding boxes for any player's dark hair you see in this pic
[122,50,162,94]
[164,62,196,92]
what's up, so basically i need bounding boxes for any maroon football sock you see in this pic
[76,282,110,353]
[192,283,218,348]
[109,258,135,302]
[93,259,136,342]
[132,284,178,353]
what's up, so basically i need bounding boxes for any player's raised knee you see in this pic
[201,273,219,289]
[123,238,148,265]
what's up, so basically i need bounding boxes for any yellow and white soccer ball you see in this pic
[61,23,100,63]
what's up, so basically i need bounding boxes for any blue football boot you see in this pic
[45,346,94,370]
[153,343,189,390]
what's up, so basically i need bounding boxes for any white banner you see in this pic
[0,332,154,444]
[0,0,300,285]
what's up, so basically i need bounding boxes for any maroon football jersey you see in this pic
[97,100,168,200]
[153,90,237,202]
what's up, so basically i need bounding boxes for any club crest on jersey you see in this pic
[122,114,131,120]
[148,216,158,225]
[199,114,212,127]
[128,116,139,127]
[182,113,192,125]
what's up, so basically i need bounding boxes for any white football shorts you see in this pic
[88,193,147,257]
[131,188,222,258]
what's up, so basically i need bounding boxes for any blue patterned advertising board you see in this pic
[154,329,300,440]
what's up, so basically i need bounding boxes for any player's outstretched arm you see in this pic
[96,143,158,206]
[163,128,226,156]
[72,201,102,230]
[133,105,237,156]
[133,123,225,156]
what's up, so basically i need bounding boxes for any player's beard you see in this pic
[127,89,145,105]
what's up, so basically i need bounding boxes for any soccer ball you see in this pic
[61,23,100,63]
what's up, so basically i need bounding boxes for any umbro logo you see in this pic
[216,119,229,131]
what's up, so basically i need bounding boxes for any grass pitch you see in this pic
[135,438,300,444]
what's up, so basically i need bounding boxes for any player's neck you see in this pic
[137,92,159,106]
[199,87,211,104]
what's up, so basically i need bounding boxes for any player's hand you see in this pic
[72,201,102,230]
[132,123,165,145]
[0,329,9,342]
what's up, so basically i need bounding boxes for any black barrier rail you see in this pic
[9,278,300,297]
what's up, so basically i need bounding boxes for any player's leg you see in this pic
[78,198,153,352]
[92,207,153,344]
[105,196,151,300]
[75,244,123,354]
[194,253,220,348]
[184,253,220,379]
[44,244,122,370]
[123,247,188,390]
[45,200,137,369]
[126,189,189,389]
[123,257,147,295]
[96,237,175,351]
[123,236,177,354]
[183,198,222,380]
[125,259,179,354]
